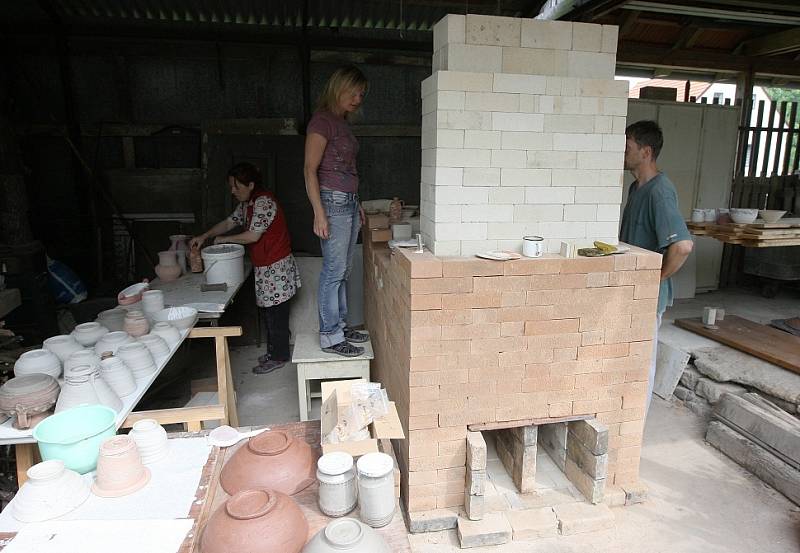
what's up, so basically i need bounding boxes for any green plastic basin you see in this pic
[32,405,117,474]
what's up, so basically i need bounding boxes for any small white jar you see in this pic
[317,452,357,517]
[356,452,395,528]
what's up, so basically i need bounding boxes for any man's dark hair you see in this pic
[625,120,664,161]
[227,162,263,188]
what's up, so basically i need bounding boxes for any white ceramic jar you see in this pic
[356,453,395,528]
[317,452,357,517]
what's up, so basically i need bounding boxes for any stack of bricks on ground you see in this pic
[420,14,628,256]
[364,233,660,518]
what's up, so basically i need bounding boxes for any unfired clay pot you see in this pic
[200,489,308,553]
[42,335,83,364]
[14,349,62,379]
[92,435,151,498]
[155,251,181,282]
[55,365,122,414]
[220,430,316,496]
[71,322,109,348]
[123,310,150,338]
[0,374,60,429]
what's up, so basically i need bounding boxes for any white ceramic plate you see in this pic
[611,245,630,254]
[119,282,149,298]
[182,302,225,313]
[475,250,522,261]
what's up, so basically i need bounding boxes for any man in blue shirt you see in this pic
[619,120,693,415]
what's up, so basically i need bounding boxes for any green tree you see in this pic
[765,87,800,173]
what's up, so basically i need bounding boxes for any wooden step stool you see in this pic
[291,333,373,421]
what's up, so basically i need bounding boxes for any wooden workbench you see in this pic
[688,218,800,247]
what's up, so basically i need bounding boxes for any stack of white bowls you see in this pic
[14,349,62,379]
[42,335,83,364]
[150,322,181,349]
[56,365,123,414]
[137,334,170,362]
[64,350,101,380]
[99,356,137,397]
[129,419,169,464]
[141,290,165,320]
[12,460,90,522]
[71,322,109,348]
[116,342,157,380]
[95,331,134,357]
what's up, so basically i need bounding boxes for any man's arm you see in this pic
[660,239,693,280]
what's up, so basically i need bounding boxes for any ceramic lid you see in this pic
[317,452,354,476]
[324,518,364,547]
[356,452,394,478]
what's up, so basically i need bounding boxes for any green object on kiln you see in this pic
[33,405,117,474]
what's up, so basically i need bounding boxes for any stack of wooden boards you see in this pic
[687,217,800,247]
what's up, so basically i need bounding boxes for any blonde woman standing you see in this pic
[304,66,369,357]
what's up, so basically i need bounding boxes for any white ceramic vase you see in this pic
[42,335,83,364]
[150,322,181,348]
[55,365,122,413]
[11,460,90,523]
[116,342,157,381]
[99,356,137,397]
[14,349,62,379]
[71,322,109,348]
[129,419,169,464]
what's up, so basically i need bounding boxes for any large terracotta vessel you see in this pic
[155,251,181,282]
[220,430,316,496]
[200,489,308,553]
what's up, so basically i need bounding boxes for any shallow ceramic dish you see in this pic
[219,430,316,496]
[151,306,198,330]
[303,518,391,553]
[475,250,522,261]
[758,209,787,224]
[12,460,90,522]
[118,281,149,305]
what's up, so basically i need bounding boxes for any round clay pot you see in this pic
[71,322,109,348]
[200,489,308,553]
[55,365,122,414]
[14,349,62,379]
[129,419,169,464]
[0,374,60,430]
[64,349,101,380]
[12,460,90,522]
[137,334,170,361]
[96,308,128,332]
[92,435,151,498]
[151,322,181,348]
[155,251,182,282]
[123,310,150,338]
[303,518,392,553]
[42,335,83,364]
[99,356,137,397]
[220,430,316,496]
[116,342,157,380]
[95,331,134,357]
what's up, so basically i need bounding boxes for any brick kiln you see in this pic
[362,14,660,532]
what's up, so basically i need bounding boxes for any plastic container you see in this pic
[317,452,357,517]
[33,405,117,474]
[356,452,395,528]
[201,244,245,286]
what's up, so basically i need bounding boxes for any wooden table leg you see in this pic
[222,336,239,428]
[214,336,231,427]
[15,443,36,486]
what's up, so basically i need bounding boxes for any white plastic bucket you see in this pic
[201,244,245,286]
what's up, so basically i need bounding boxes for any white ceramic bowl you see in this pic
[116,342,156,380]
[151,307,198,330]
[95,331,134,357]
[730,208,759,224]
[151,322,181,348]
[99,357,137,397]
[14,349,62,379]
[758,209,787,224]
[12,460,90,522]
[42,335,83,364]
[71,322,109,348]
[64,349,101,380]
[130,419,169,464]
[137,334,170,360]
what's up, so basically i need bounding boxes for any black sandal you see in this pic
[344,328,369,343]
[322,341,364,357]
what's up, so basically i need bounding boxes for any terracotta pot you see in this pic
[220,430,316,496]
[12,460,90,522]
[55,365,122,414]
[155,251,182,282]
[14,349,62,379]
[92,435,150,497]
[42,335,83,364]
[0,374,60,429]
[95,331,134,357]
[303,518,392,553]
[200,489,308,553]
[71,322,109,348]
[189,244,204,273]
[123,310,150,338]
[129,419,169,464]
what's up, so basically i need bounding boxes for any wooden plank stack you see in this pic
[687,218,800,247]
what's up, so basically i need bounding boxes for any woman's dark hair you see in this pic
[227,162,263,188]
[625,120,664,160]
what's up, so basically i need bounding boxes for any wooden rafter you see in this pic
[741,26,800,56]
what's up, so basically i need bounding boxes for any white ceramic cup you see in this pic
[690,209,705,223]
[522,236,544,258]
[704,209,717,222]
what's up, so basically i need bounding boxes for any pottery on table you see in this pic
[155,250,182,282]
[42,335,83,364]
[64,349,101,380]
[730,208,759,224]
[137,333,170,361]
[388,197,403,223]
[11,460,90,522]
[116,342,157,381]
[220,430,316,496]
[303,518,392,553]
[200,488,308,553]
[14,349,62,379]
[123,310,150,338]
[151,322,181,348]
[55,365,122,414]
[189,244,204,273]
[96,308,128,332]
[118,281,149,306]
[92,435,151,498]
[151,306,198,330]
[99,356,137,397]
[169,234,191,274]
[71,322,109,348]
[33,405,117,474]
[94,331,134,357]
[759,209,787,224]
[141,289,165,317]
[0,374,60,430]
[129,418,169,464]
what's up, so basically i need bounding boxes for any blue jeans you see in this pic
[318,189,361,348]
[645,311,664,418]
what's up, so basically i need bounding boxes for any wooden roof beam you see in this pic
[618,9,640,35]
[740,26,800,57]
[671,20,704,50]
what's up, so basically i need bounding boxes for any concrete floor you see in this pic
[228,285,800,551]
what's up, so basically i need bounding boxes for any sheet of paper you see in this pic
[3,519,193,553]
